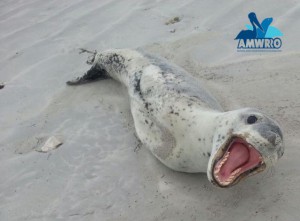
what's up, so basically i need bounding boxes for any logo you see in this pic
[235,12,283,52]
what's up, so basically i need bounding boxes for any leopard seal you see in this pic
[66,49,284,187]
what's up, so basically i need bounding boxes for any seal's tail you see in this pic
[66,48,110,86]
[66,65,110,86]
[66,48,140,87]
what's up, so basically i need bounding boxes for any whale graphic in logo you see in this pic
[235,12,283,51]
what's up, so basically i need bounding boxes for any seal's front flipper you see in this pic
[66,66,109,86]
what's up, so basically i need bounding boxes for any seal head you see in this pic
[207,108,284,187]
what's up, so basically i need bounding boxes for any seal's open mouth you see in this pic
[213,137,265,187]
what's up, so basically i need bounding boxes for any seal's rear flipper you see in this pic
[66,66,110,86]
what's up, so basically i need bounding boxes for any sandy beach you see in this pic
[0,0,299,220]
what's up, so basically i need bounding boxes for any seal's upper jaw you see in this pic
[212,137,265,187]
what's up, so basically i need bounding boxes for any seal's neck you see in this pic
[170,107,224,172]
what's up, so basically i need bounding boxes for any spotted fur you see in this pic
[67,49,284,186]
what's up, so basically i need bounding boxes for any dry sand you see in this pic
[0,0,299,220]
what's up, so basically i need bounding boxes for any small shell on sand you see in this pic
[36,136,63,153]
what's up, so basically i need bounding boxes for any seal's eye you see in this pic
[247,115,257,124]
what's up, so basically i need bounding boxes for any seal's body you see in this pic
[67,49,284,187]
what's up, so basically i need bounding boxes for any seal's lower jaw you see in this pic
[213,137,265,187]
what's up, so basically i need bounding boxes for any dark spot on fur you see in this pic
[198,138,201,141]
[133,74,141,95]
[207,152,211,157]
[133,72,152,112]
[145,120,149,124]
[106,53,126,73]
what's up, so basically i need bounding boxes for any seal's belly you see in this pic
[128,63,221,172]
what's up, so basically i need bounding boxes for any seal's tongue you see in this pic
[219,142,249,178]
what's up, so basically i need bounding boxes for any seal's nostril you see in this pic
[268,134,276,146]
[267,132,281,146]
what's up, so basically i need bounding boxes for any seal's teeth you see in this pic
[227,175,235,182]
[214,167,220,174]
[214,163,222,174]
[215,175,222,184]
[232,168,241,176]
[223,168,242,184]
[215,160,224,173]
[214,151,230,174]
[221,180,231,185]
[220,151,230,165]
[224,151,230,159]
[214,161,222,173]
[228,174,234,180]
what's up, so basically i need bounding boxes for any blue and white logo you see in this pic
[235,12,283,51]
